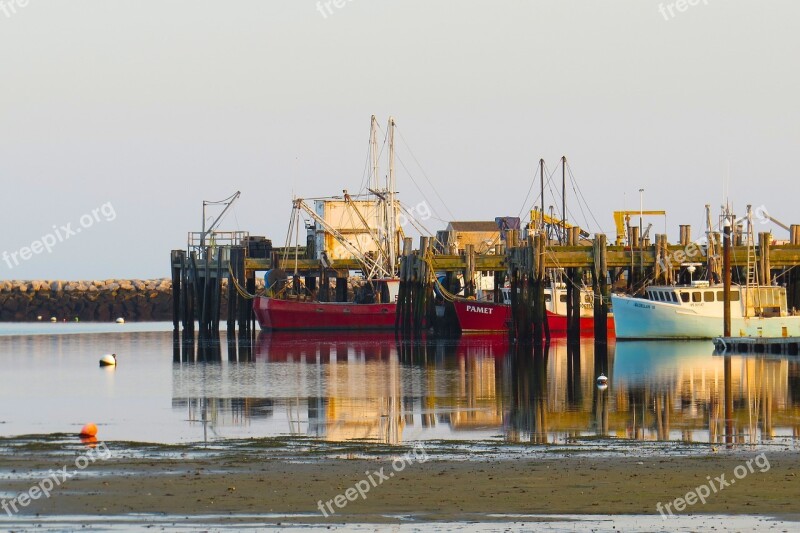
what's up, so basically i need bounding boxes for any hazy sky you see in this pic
[1,0,798,280]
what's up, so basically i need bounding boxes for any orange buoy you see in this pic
[79,423,98,438]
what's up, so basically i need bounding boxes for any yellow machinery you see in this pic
[530,208,590,239]
[613,210,666,245]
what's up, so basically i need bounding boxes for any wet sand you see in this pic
[1,437,799,525]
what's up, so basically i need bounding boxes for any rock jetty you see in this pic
[0,279,163,321]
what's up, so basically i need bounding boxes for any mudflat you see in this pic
[1,436,799,524]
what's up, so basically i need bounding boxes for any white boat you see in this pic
[613,204,800,340]
[612,281,800,339]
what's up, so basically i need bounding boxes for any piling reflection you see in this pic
[171,332,800,446]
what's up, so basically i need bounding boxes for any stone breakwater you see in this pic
[0,278,269,322]
[0,279,173,321]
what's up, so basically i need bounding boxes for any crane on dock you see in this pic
[613,210,666,245]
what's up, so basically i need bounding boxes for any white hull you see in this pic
[612,294,800,339]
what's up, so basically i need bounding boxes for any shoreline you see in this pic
[1,435,799,525]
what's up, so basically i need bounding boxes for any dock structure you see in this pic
[170,222,800,345]
[714,336,800,356]
[170,231,260,362]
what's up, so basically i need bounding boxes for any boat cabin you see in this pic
[643,282,788,318]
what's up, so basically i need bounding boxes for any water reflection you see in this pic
[171,333,800,446]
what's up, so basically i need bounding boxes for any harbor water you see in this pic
[1,323,797,449]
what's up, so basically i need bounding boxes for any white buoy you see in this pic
[596,373,608,390]
[50,317,57,323]
[99,353,117,367]
[115,317,125,324]
[37,315,43,321]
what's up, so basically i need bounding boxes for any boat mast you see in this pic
[370,115,380,191]
[705,204,716,281]
[387,116,397,275]
[539,158,545,234]
[369,115,388,263]
[561,156,567,244]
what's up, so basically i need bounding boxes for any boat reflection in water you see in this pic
[172,332,800,446]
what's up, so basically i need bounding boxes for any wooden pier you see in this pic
[170,222,800,349]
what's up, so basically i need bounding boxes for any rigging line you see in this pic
[515,164,539,220]
[232,204,241,232]
[566,161,603,233]
[393,151,449,224]
[395,126,457,221]
[282,203,297,263]
[566,175,592,235]
[397,202,438,243]
[357,137,373,197]
[544,162,563,220]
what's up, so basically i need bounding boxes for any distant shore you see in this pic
[1,435,798,526]
[0,279,264,322]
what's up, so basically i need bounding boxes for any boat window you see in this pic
[671,292,679,303]
[730,291,740,302]
[704,291,714,302]
[657,292,665,302]
[584,294,592,303]
[680,292,690,302]
[544,294,552,302]
[692,292,702,303]
[559,295,567,303]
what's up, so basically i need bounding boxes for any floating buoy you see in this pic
[596,373,608,390]
[50,317,57,323]
[115,317,125,324]
[99,353,117,367]
[37,315,43,321]
[79,423,98,438]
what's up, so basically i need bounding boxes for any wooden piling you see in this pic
[396,237,414,335]
[464,244,476,298]
[789,226,800,313]
[226,251,237,336]
[759,232,771,286]
[566,227,582,348]
[723,221,732,337]
[213,249,223,335]
[679,225,691,247]
[592,234,609,347]
[171,250,183,333]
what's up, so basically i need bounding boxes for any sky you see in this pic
[1,0,798,280]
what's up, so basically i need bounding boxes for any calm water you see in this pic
[1,323,798,446]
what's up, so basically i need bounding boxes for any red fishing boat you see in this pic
[254,116,405,332]
[253,280,398,331]
[452,284,614,336]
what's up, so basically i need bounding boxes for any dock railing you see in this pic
[187,231,250,262]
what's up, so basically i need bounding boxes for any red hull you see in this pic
[452,299,614,336]
[253,297,396,331]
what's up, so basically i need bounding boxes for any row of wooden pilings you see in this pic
[170,246,256,362]
[395,230,611,354]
